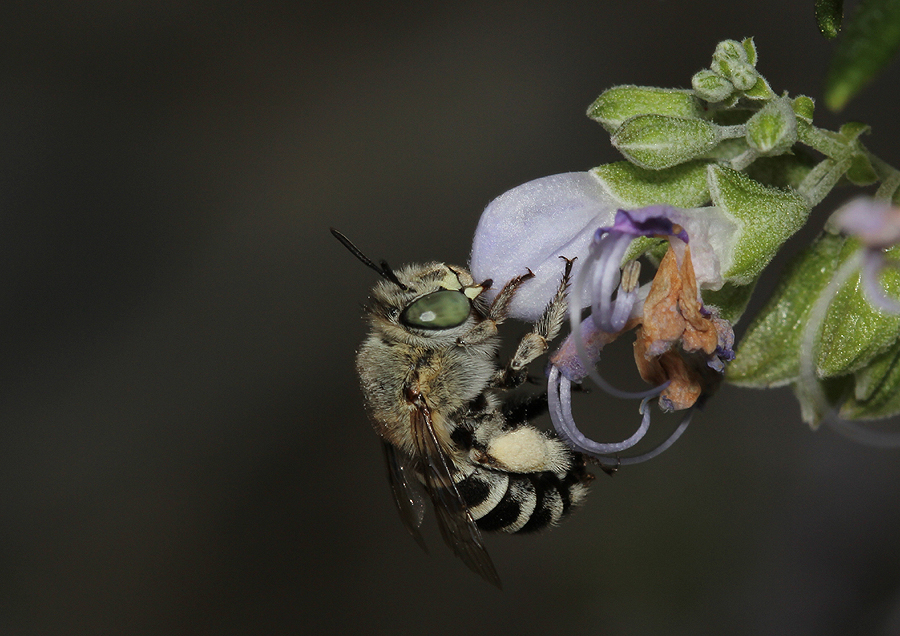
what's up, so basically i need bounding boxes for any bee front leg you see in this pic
[457,270,535,346]
[493,257,574,389]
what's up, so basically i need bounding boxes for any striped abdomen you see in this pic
[453,463,590,533]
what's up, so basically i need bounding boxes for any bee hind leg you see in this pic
[473,424,574,475]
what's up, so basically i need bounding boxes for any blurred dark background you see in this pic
[2,1,900,634]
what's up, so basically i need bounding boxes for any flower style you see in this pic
[471,173,737,464]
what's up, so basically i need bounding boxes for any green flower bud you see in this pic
[729,61,760,91]
[589,160,710,208]
[713,39,749,64]
[745,98,798,155]
[692,69,734,103]
[587,86,704,133]
[612,115,726,170]
[707,164,811,285]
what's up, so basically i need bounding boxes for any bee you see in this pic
[332,229,592,587]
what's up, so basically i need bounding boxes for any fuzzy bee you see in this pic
[332,229,592,587]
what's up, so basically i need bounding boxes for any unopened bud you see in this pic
[612,115,722,170]
[587,85,704,132]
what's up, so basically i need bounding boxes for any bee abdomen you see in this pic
[454,466,589,534]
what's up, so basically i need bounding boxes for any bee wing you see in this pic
[381,439,428,552]
[409,403,502,589]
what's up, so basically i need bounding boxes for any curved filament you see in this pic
[617,408,693,465]
[569,252,667,400]
[549,366,691,467]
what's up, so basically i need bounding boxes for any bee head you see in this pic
[330,229,492,343]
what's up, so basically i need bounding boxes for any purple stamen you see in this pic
[548,366,694,465]
[548,366,650,465]
[591,232,633,332]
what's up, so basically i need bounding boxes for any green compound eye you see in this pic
[400,290,471,329]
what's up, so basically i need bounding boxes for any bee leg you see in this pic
[472,423,573,475]
[457,269,535,346]
[493,257,574,389]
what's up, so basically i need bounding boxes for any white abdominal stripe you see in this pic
[451,464,588,533]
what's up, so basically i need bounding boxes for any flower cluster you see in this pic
[471,173,739,464]
[470,38,900,460]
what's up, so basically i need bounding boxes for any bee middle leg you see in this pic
[493,257,574,389]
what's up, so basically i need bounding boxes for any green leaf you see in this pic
[791,95,816,124]
[838,121,871,141]
[824,0,900,110]
[816,0,844,38]
[589,161,711,208]
[707,165,812,285]
[844,153,879,185]
[744,151,819,190]
[816,242,900,376]
[727,233,846,387]
[741,37,758,66]
[612,115,722,170]
[742,75,776,101]
[730,233,900,389]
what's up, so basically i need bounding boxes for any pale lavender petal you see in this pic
[470,172,620,321]
[831,197,900,249]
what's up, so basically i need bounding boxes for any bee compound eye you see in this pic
[400,290,471,329]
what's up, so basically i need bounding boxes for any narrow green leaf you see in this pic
[816,0,844,38]
[824,0,900,110]
[842,337,900,419]
[816,242,900,376]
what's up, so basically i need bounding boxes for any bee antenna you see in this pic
[330,228,409,291]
